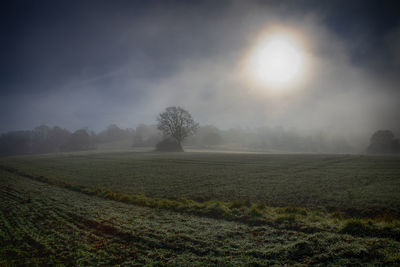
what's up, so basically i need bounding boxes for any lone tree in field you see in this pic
[367,129,400,154]
[156,106,198,151]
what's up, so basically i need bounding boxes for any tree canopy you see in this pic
[156,106,198,151]
[367,130,400,154]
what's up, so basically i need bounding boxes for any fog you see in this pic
[1,1,400,152]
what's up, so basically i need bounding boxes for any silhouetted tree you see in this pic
[97,124,133,143]
[367,130,396,154]
[0,125,99,156]
[392,139,400,153]
[65,129,94,151]
[0,131,31,156]
[132,124,161,147]
[156,106,198,151]
[31,125,71,153]
[49,126,71,152]
[31,125,52,153]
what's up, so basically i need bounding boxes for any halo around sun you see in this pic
[244,27,309,93]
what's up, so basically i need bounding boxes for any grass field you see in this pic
[1,151,400,265]
[1,152,400,216]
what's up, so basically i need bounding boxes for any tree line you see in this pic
[0,126,95,156]
[1,106,399,156]
[367,130,400,154]
[0,123,161,156]
[0,123,358,156]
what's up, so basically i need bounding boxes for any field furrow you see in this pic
[1,153,400,265]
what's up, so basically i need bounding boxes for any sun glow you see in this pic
[245,28,308,91]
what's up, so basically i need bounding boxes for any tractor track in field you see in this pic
[1,164,400,265]
[1,163,400,241]
[0,170,243,264]
[0,182,217,257]
[0,164,329,233]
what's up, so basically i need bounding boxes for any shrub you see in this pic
[288,241,313,259]
[340,218,370,236]
[249,204,263,218]
[275,214,296,224]
[278,206,308,216]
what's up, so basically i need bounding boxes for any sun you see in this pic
[246,29,307,90]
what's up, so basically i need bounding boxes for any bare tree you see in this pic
[157,106,198,150]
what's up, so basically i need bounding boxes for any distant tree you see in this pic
[0,125,100,156]
[132,124,161,147]
[65,129,94,151]
[31,125,52,153]
[196,125,222,146]
[48,126,71,152]
[97,124,132,143]
[156,106,198,151]
[367,130,396,154]
[392,139,400,153]
[0,131,32,156]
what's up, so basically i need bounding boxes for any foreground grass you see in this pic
[2,164,400,240]
[1,169,400,266]
[1,152,400,218]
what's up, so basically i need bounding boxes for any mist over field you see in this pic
[1,0,400,153]
[1,1,400,265]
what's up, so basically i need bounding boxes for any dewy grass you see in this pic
[340,218,400,240]
[1,163,399,241]
[1,156,400,266]
[1,152,399,218]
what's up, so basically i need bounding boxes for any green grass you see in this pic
[1,170,399,266]
[1,152,399,217]
[1,151,400,265]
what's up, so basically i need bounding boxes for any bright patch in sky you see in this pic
[247,31,306,90]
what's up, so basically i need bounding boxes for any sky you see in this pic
[1,0,400,142]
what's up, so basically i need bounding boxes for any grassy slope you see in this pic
[1,152,399,217]
[1,170,400,266]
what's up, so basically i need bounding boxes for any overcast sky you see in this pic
[1,0,399,140]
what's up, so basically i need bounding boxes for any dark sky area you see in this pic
[1,0,400,139]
